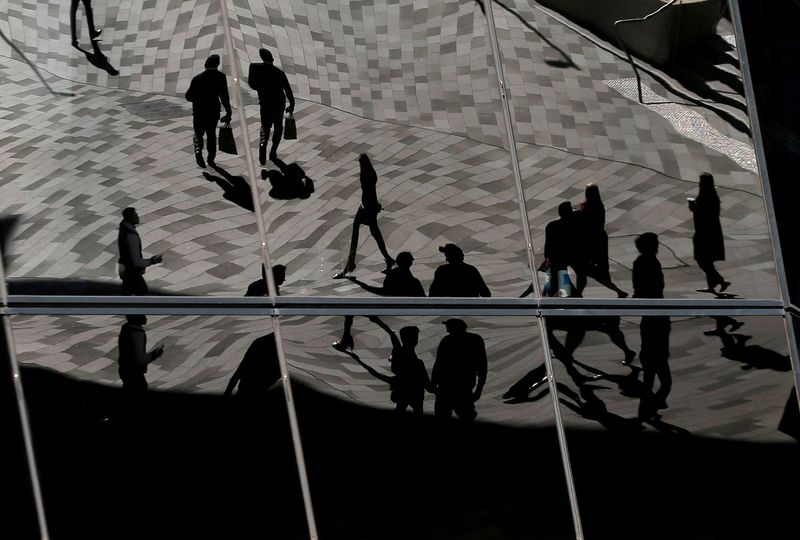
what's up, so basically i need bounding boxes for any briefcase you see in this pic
[218,123,238,155]
[283,113,297,140]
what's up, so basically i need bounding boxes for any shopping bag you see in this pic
[218,123,238,155]
[557,270,573,298]
[283,113,297,140]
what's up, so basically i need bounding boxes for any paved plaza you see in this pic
[0,1,794,442]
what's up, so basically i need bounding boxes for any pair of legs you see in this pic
[342,206,393,274]
[332,314,356,351]
[574,262,628,298]
[696,257,729,291]
[70,0,101,46]
[434,392,477,421]
[259,106,284,165]
[121,273,148,295]
[395,399,423,414]
[193,113,220,168]
[563,317,637,365]
[638,316,672,420]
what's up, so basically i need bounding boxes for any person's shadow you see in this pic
[74,40,119,76]
[203,163,255,212]
[264,157,314,200]
[705,318,791,372]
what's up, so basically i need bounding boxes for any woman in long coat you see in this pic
[689,173,730,293]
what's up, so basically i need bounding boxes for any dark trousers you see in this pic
[697,257,724,289]
[70,0,96,42]
[122,273,148,295]
[638,316,672,419]
[193,113,220,161]
[259,106,284,154]
[435,390,476,421]
[345,206,391,270]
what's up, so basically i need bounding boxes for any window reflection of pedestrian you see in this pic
[117,207,162,295]
[118,315,163,416]
[543,201,575,296]
[334,154,394,278]
[244,264,286,296]
[429,244,491,298]
[185,55,232,169]
[70,0,102,48]
[430,319,487,421]
[689,173,730,293]
[574,183,628,298]
[632,233,671,421]
[332,252,424,353]
[248,48,295,165]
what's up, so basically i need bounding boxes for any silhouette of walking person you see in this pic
[353,317,431,414]
[117,207,162,295]
[117,315,163,418]
[332,252,424,352]
[573,183,628,298]
[263,157,314,200]
[333,154,394,278]
[70,0,102,48]
[632,233,671,421]
[689,172,730,293]
[430,319,488,421]
[244,264,286,296]
[202,164,254,211]
[429,243,491,297]
[543,201,577,296]
[224,334,282,434]
[186,55,232,169]
[248,48,295,165]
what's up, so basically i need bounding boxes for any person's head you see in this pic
[396,251,414,269]
[699,172,716,192]
[122,207,139,225]
[358,153,373,170]
[558,201,573,219]
[635,232,659,256]
[585,182,601,204]
[439,243,464,264]
[442,318,468,334]
[399,326,420,348]
[205,54,221,69]
[272,264,286,286]
[126,314,147,326]
[259,48,274,63]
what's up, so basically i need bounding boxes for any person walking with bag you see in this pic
[689,172,730,294]
[186,54,232,169]
[248,48,295,165]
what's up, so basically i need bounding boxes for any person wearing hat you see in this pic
[248,48,295,165]
[333,251,424,352]
[429,243,490,298]
[430,318,488,421]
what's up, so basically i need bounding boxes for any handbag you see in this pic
[218,122,237,155]
[283,113,297,140]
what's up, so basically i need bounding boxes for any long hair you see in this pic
[359,153,377,185]
[582,182,605,229]
[697,172,719,205]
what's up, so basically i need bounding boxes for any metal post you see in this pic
[0,252,50,540]
[482,2,585,538]
[729,0,800,411]
[217,2,320,538]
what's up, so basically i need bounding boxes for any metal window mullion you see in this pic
[217,2,319,538]
[729,0,800,413]
[482,2,585,539]
[0,259,50,539]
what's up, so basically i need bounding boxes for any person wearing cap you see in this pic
[248,48,295,165]
[186,54,232,169]
[430,318,488,421]
[429,243,490,298]
[333,251,423,352]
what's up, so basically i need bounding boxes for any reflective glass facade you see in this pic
[1,1,797,539]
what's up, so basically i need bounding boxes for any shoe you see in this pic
[728,320,744,332]
[703,328,725,337]
[195,153,206,169]
[71,39,79,48]
[696,287,715,294]
[90,28,103,41]
[202,172,215,182]
[719,281,731,292]
[332,336,354,352]
[333,263,356,279]
[207,157,215,167]
[617,291,629,299]
[622,350,636,366]
[258,145,267,166]
[269,149,278,162]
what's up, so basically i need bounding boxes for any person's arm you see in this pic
[473,337,488,401]
[368,316,400,348]
[124,234,153,271]
[430,343,443,394]
[348,276,383,296]
[282,71,295,112]
[476,268,491,298]
[247,63,257,91]
[219,73,232,122]
[354,356,393,385]
[224,364,241,397]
